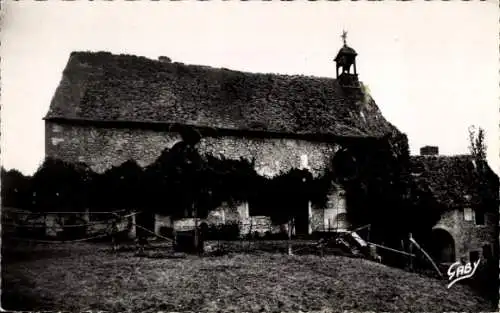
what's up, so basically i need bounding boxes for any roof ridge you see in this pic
[410,154,472,158]
[69,50,343,82]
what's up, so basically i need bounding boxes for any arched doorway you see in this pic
[430,228,456,263]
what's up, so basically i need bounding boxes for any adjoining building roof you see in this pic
[409,155,499,210]
[44,51,399,139]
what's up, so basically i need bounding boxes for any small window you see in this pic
[300,154,309,169]
[475,211,485,225]
[463,208,474,221]
[469,251,480,263]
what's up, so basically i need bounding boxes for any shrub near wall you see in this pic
[14,132,412,239]
[90,159,144,211]
[332,132,413,245]
[29,158,94,212]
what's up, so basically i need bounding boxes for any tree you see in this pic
[30,158,92,212]
[201,154,259,209]
[468,125,487,162]
[1,167,32,209]
[331,132,413,245]
[467,125,499,307]
[143,141,210,219]
[467,124,498,223]
[94,160,144,210]
[467,125,493,201]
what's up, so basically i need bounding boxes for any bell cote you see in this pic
[334,31,362,93]
[334,30,359,78]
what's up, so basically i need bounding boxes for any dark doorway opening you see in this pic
[292,199,310,236]
[470,250,480,263]
[429,228,456,263]
[482,244,493,260]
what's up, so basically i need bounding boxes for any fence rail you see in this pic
[3,210,140,242]
[2,210,449,283]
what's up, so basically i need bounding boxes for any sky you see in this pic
[1,1,499,176]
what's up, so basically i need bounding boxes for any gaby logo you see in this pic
[447,260,480,289]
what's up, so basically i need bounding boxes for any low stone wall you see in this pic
[159,189,350,239]
[311,186,349,233]
[154,214,173,236]
[240,216,273,236]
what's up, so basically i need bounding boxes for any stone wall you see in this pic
[155,187,348,237]
[169,201,249,231]
[154,214,173,237]
[168,201,274,237]
[311,184,348,232]
[45,122,182,173]
[45,121,351,237]
[433,208,497,262]
[45,122,340,178]
[197,135,340,178]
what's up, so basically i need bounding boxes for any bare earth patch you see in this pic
[2,242,494,312]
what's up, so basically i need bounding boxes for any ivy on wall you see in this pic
[3,141,333,220]
[329,132,417,243]
[2,130,446,245]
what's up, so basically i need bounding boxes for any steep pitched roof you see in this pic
[409,155,499,210]
[44,51,399,139]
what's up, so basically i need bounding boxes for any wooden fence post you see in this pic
[193,202,199,254]
[409,233,413,271]
[248,219,253,251]
[219,223,222,252]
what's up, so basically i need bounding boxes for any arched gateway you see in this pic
[430,228,456,263]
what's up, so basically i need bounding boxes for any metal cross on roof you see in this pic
[341,30,348,46]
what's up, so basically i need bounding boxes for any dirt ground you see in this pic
[1,241,495,312]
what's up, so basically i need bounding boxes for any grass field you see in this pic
[2,241,495,312]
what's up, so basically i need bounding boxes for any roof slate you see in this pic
[45,51,399,139]
[409,155,499,210]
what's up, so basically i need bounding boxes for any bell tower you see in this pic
[334,30,361,91]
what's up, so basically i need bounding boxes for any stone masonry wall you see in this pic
[45,122,183,173]
[311,185,348,232]
[197,135,340,178]
[45,122,341,178]
[433,208,497,262]
[46,122,350,234]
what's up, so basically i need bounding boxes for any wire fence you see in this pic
[2,209,357,257]
[2,209,139,244]
[1,208,446,279]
